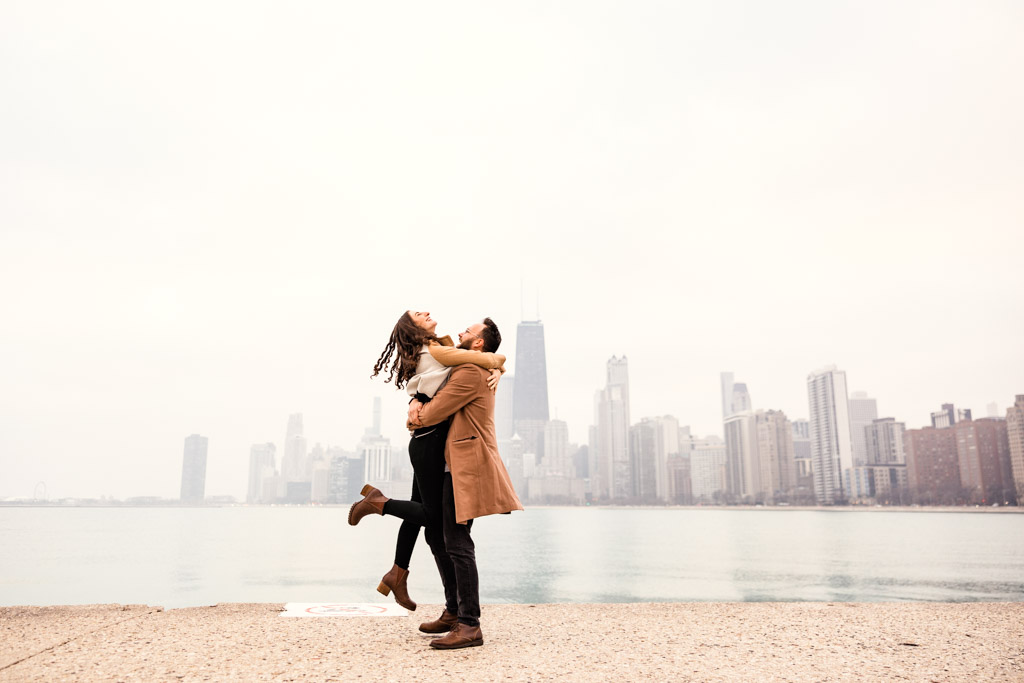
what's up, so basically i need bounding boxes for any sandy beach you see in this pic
[2,602,1022,681]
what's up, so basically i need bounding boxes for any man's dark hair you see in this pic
[480,317,501,353]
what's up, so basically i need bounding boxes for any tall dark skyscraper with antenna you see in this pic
[512,320,550,457]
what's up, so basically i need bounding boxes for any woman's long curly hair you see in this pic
[371,311,437,389]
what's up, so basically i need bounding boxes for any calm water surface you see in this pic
[2,507,1022,608]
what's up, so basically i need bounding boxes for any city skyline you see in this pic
[199,364,1018,507]
[3,1,1023,500]
[3,326,1021,501]
[28,351,1022,505]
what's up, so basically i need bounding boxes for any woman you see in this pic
[352,310,504,611]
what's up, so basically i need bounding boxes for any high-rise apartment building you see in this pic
[246,442,276,504]
[852,465,909,504]
[807,366,854,504]
[360,436,391,483]
[848,391,878,466]
[327,448,363,504]
[724,411,759,503]
[630,415,679,502]
[852,416,907,504]
[904,427,960,504]
[954,418,1014,505]
[755,410,795,503]
[629,420,659,501]
[180,434,208,503]
[790,419,814,503]
[1007,395,1024,503]
[542,419,570,477]
[866,418,906,465]
[690,436,726,502]
[666,455,692,504]
[512,320,549,456]
[591,356,631,500]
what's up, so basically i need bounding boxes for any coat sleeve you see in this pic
[415,366,482,427]
[427,345,506,373]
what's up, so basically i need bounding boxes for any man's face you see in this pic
[457,323,486,351]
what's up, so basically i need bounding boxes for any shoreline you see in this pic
[2,602,1021,681]
[1,502,1021,513]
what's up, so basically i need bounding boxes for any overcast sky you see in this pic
[2,1,1022,500]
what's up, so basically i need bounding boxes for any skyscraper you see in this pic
[180,434,208,503]
[666,455,692,504]
[630,415,680,502]
[512,320,549,457]
[358,399,391,484]
[495,374,515,441]
[246,442,276,504]
[732,384,752,414]
[542,419,570,477]
[592,356,631,500]
[848,391,878,466]
[807,366,854,504]
[866,418,906,465]
[724,411,759,502]
[854,415,904,504]
[791,419,814,503]
[1007,395,1024,504]
[690,437,727,503]
[720,372,751,417]
[629,419,660,502]
[755,410,796,503]
[327,448,363,504]
[720,372,734,418]
[282,413,307,483]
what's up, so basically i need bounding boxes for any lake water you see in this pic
[2,507,1022,609]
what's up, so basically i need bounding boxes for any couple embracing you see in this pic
[348,311,523,650]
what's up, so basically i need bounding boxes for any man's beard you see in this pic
[458,338,474,350]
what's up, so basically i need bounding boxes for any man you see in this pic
[407,316,523,649]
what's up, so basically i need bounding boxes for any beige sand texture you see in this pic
[1,602,1022,682]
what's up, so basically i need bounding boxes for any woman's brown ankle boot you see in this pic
[377,564,416,611]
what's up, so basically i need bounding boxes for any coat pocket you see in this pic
[448,436,484,474]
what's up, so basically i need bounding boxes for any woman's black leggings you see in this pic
[382,419,450,570]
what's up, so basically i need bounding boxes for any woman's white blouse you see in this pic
[404,345,451,398]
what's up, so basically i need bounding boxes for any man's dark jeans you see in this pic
[439,472,479,626]
[388,429,480,625]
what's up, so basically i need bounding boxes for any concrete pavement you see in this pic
[2,602,1022,681]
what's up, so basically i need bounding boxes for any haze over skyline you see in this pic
[2,1,1022,500]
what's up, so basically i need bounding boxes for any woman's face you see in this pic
[408,310,437,335]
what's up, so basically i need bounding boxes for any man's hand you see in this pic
[407,399,424,428]
[487,368,501,393]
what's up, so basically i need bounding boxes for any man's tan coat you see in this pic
[415,364,523,524]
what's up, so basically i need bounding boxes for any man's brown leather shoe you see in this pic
[418,609,458,634]
[377,564,416,611]
[429,622,483,649]
[348,485,388,526]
